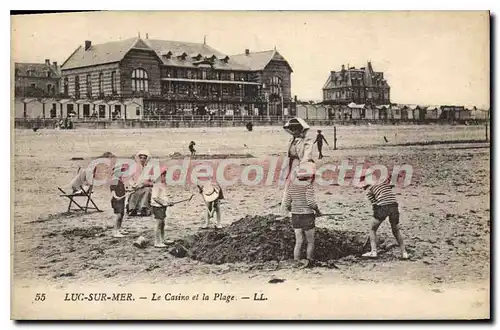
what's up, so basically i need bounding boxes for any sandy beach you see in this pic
[12,124,490,319]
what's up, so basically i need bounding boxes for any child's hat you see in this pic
[202,182,220,202]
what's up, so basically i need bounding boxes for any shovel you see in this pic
[317,213,343,217]
[170,194,195,206]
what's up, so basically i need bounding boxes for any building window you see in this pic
[98,73,104,95]
[230,72,234,81]
[132,68,149,92]
[269,76,282,95]
[47,84,52,94]
[63,78,69,95]
[47,71,52,78]
[51,103,57,118]
[136,107,141,116]
[67,104,74,116]
[98,105,106,118]
[30,83,36,89]
[86,74,92,97]
[111,71,116,93]
[75,76,80,97]
[83,104,90,117]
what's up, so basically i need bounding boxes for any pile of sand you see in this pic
[179,214,386,264]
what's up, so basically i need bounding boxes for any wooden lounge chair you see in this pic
[58,167,102,213]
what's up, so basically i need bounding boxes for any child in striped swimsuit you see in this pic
[360,176,409,260]
[283,162,321,268]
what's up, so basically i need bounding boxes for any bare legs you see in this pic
[364,219,408,259]
[113,213,125,238]
[294,228,315,261]
[391,223,409,259]
[203,201,222,229]
[154,219,166,247]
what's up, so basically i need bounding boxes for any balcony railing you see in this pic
[157,92,265,103]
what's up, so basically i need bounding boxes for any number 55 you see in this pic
[35,293,46,301]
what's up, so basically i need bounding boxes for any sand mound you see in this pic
[180,214,386,264]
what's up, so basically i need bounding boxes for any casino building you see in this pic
[56,35,294,119]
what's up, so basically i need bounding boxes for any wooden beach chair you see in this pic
[58,167,102,213]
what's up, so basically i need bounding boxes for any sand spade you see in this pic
[169,194,195,206]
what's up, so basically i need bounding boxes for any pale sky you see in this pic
[11,11,490,108]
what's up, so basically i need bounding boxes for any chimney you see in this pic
[45,59,50,65]
[341,64,345,71]
[146,33,149,39]
[85,40,91,51]
[245,49,250,55]
[53,61,58,70]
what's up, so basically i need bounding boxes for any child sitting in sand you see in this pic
[283,161,321,268]
[198,181,224,229]
[359,174,409,260]
[151,169,174,247]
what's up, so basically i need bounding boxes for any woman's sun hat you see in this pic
[283,117,310,135]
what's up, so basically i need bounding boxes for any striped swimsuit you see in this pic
[284,181,319,214]
[366,181,398,206]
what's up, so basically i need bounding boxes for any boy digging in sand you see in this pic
[198,181,224,229]
[359,174,409,260]
[151,169,174,247]
[283,161,321,268]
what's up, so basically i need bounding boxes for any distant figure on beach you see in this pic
[313,130,329,159]
[246,122,253,132]
[189,141,196,156]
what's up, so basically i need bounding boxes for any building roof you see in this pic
[15,62,60,78]
[61,38,145,70]
[323,61,389,91]
[61,37,292,72]
[143,39,250,71]
[144,39,225,59]
[230,50,292,72]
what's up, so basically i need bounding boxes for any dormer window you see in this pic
[220,56,229,63]
[192,54,202,61]
[164,51,173,59]
[177,52,187,60]
[209,55,217,62]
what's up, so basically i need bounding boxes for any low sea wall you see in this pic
[14,118,488,129]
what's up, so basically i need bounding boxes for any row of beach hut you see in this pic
[14,97,145,120]
[296,102,489,121]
